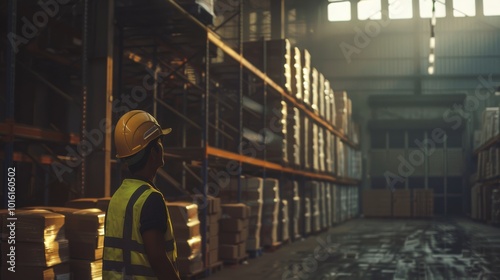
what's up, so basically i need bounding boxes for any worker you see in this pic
[103,110,180,280]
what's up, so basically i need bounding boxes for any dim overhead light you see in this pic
[428,66,435,75]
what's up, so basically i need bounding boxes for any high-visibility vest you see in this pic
[103,179,178,279]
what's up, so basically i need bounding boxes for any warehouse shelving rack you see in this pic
[2,0,361,276]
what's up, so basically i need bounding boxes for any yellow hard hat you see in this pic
[114,110,172,158]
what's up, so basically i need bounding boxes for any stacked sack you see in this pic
[222,177,263,252]
[166,202,203,276]
[261,178,280,247]
[290,181,301,239]
[304,197,311,234]
[219,204,250,262]
[1,209,70,280]
[191,195,221,267]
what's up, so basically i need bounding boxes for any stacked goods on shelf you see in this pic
[304,197,311,235]
[279,200,290,243]
[320,182,327,229]
[311,68,319,114]
[302,49,312,107]
[325,80,331,123]
[479,107,499,147]
[492,189,500,225]
[309,181,321,233]
[352,187,359,217]
[266,100,288,164]
[244,39,293,95]
[1,209,70,280]
[329,88,336,127]
[340,186,348,222]
[362,189,392,217]
[284,181,301,240]
[333,185,340,224]
[482,185,494,222]
[222,177,263,252]
[288,107,301,167]
[326,131,334,174]
[336,138,346,177]
[334,91,349,135]
[319,73,326,119]
[325,183,332,227]
[293,47,303,101]
[312,123,319,171]
[331,185,337,224]
[67,209,105,280]
[166,202,203,276]
[392,190,412,218]
[219,204,250,263]
[319,127,326,172]
[413,189,434,218]
[191,195,221,267]
[261,178,281,247]
[302,115,311,170]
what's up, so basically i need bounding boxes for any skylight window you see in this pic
[328,1,352,22]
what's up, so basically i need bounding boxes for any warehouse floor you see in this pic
[207,218,500,280]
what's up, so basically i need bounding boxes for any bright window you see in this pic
[389,0,413,19]
[420,0,446,18]
[358,0,382,20]
[328,1,351,22]
[484,0,500,16]
[453,0,475,17]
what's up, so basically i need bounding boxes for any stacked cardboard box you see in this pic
[279,200,290,243]
[261,178,280,247]
[302,116,311,170]
[392,190,412,218]
[166,202,203,276]
[1,209,70,280]
[266,100,288,164]
[190,195,221,267]
[319,128,326,172]
[319,73,326,119]
[312,123,319,171]
[334,91,348,134]
[219,204,250,262]
[413,189,434,218]
[336,139,345,177]
[222,177,263,251]
[291,182,301,239]
[288,107,301,167]
[362,189,392,217]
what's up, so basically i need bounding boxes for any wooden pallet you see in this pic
[222,254,248,265]
[247,248,263,258]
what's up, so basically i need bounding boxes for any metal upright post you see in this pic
[4,0,17,208]
[81,0,89,197]
[237,0,244,203]
[263,39,267,181]
[201,35,210,275]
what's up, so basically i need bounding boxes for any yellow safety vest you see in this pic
[103,179,178,279]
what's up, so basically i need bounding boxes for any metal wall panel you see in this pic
[370,150,387,175]
[429,149,445,176]
[408,149,426,176]
[387,149,406,176]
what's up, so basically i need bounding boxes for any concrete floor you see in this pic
[207,218,500,280]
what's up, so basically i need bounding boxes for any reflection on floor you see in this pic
[207,218,500,280]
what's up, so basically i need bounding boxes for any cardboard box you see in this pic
[167,202,199,224]
[219,244,239,259]
[67,208,105,236]
[208,220,219,236]
[172,220,200,241]
[207,249,219,266]
[221,204,250,219]
[238,242,247,258]
[208,234,219,251]
[2,239,69,267]
[69,241,103,260]
[1,262,70,280]
[219,232,244,244]
[70,259,102,280]
[176,236,202,258]
[191,195,221,214]
[65,198,98,209]
[220,218,247,232]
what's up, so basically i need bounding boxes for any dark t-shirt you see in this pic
[139,189,168,234]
